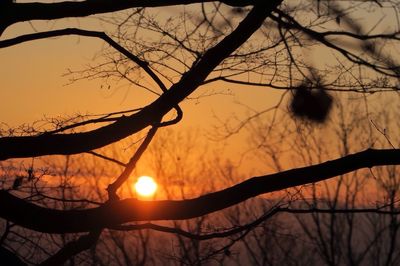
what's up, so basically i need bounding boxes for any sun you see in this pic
[134,176,157,197]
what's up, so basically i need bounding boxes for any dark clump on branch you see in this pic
[289,85,333,123]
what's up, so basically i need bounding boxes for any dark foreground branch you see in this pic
[0,148,398,234]
[0,1,282,160]
[3,1,257,25]
[0,0,257,34]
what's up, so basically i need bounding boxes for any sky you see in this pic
[0,1,398,180]
[0,9,283,121]
[0,9,287,179]
[1,6,400,265]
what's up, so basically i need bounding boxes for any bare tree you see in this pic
[243,96,400,266]
[1,0,400,264]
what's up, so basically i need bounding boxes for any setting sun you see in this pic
[134,176,158,197]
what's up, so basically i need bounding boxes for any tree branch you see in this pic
[272,10,400,78]
[111,206,400,240]
[0,0,255,35]
[107,126,159,200]
[0,148,398,234]
[0,28,167,93]
[86,151,127,167]
[39,230,101,266]
[0,1,282,160]
[0,246,26,266]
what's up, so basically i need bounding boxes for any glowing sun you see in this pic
[134,176,157,197]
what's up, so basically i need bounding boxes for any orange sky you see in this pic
[0,1,398,181]
[0,13,287,180]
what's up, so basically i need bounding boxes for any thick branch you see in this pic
[0,0,254,34]
[0,1,282,160]
[0,148,398,234]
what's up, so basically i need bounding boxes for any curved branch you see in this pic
[110,207,281,240]
[111,206,400,240]
[0,148,399,234]
[205,77,399,93]
[0,1,282,160]
[0,28,167,92]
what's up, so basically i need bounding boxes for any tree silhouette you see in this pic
[0,0,399,264]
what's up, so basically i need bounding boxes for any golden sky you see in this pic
[1,1,398,180]
[0,12,286,179]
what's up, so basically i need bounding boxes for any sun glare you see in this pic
[134,176,157,197]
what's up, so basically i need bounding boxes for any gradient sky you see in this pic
[0,13,283,123]
[0,10,286,177]
[1,1,397,177]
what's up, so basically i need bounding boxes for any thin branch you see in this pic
[86,151,127,167]
[320,31,400,41]
[110,206,400,240]
[205,77,399,93]
[110,206,282,240]
[39,230,101,266]
[272,10,399,78]
[107,126,159,200]
[32,190,103,206]
[158,106,183,127]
